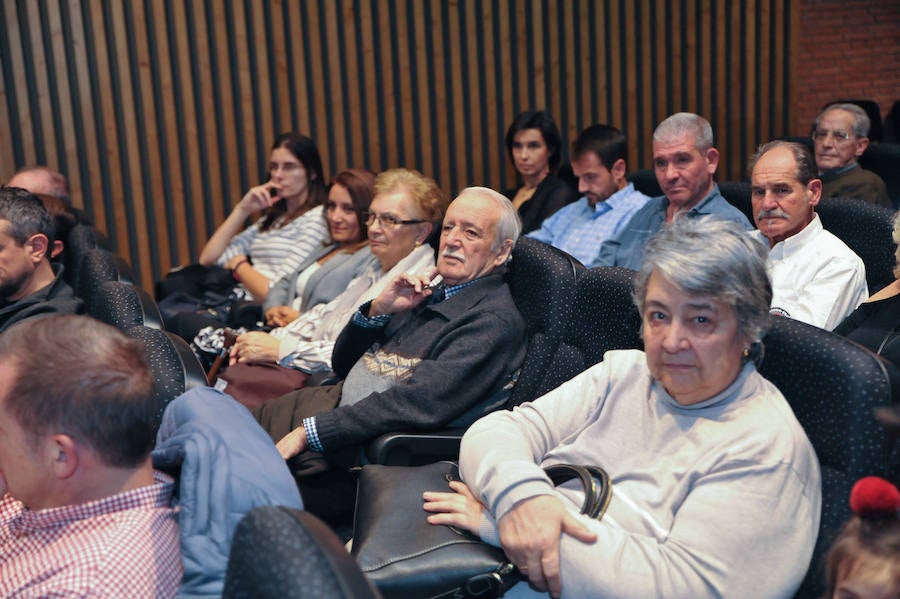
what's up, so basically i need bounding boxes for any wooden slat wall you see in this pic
[0,0,798,291]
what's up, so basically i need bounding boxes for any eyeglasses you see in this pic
[364,212,426,228]
[812,129,853,143]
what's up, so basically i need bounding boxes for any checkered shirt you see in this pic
[0,470,182,598]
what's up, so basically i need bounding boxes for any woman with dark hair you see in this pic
[199,132,330,301]
[503,110,577,233]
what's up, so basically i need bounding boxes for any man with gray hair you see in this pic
[254,186,527,525]
[813,103,890,207]
[750,140,867,330]
[596,112,752,270]
[0,187,83,333]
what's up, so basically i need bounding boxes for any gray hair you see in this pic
[457,186,522,251]
[653,112,714,152]
[633,216,772,343]
[816,103,871,138]
[748,140,818,185]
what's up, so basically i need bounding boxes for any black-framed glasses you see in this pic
[364,212,426,228]
[812,128,852,143]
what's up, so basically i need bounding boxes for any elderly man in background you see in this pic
[0,187,83,333]
[527,124,650,266]
[750,140,867,330]
[596,112,752,270]
[813,103,891,208]
[0,315,181,596]
[256,187,527,526]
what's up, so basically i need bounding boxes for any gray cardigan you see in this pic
[263,244,378,313]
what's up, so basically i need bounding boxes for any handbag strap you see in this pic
[543,464,613,520]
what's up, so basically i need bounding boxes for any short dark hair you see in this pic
[332,168,377,241]
[0,315,156,468]
[748,140,818,185]
[504,110,564,173]
[259,132,329,232]
[0,186,55,244]
[571,124,627,170]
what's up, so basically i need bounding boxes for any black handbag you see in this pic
[351,461,611,599]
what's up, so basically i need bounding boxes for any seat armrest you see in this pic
[365,429,467,466]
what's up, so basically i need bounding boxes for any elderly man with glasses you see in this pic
[813,103,891,208]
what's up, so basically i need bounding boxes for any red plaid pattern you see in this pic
[0,471,182,598]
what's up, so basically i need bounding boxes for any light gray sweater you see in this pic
[460,350,821,599]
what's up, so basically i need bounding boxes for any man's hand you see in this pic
[369,268,440,316]
[497,495,598,598]
[265,305,300,327]
[276,426,308,459]
[230,331,281,364]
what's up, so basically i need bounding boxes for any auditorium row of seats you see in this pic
[64,198,898,599]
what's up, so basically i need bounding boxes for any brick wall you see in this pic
[796,0,900,136]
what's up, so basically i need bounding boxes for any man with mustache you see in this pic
[750,140,867,330]
[254,187,527,526]
[813,103,891,208]
[596,112,752,270]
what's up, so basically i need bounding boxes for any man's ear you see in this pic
[48,434,79,480]
[26,234,50,261]
[494,238,514,266]
[854,136,869,158]
[611,158,627,181]
[51,240,64,259]
[704,147,720,173]
[806,178,822,208]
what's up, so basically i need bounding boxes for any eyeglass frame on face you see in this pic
[363,211,426,228]
[812,128,853,144]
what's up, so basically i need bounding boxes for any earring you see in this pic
[742,347,750,358]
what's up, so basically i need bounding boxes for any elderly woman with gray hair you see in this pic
[424,216,822,598]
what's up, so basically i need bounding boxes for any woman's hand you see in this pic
[276,426,308,459]
[236,183,280,215]
[422,480,485,535]
[230,331,281,364]
[224,254,250,271]
[497,495,597,598]
[265,305,300,328]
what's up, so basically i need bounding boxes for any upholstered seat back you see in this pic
[504,236,583,407]
[548,267,643,390]
[224,507,381,599]
[125,325,208,429]
[756,316,894,599]
[90,280,163,331]
[816,197,896,294]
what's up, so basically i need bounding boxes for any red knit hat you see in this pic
[849,476,900,517]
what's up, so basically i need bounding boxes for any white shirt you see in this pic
[752,214,868,330]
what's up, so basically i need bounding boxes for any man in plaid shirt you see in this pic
[0,315,181,598]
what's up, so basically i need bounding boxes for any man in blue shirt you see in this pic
[528,124,651,267]
[596,113,753,270]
